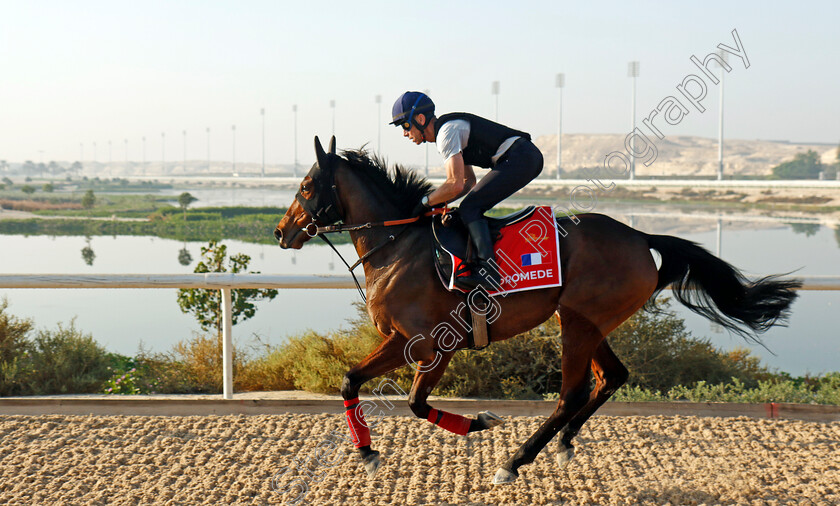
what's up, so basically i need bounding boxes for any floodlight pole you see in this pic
[628,61,640,180]
[717,50,728,181]
[491,81,500,121]
[182,130,187,173]
[375,95,382,153]
[292,104,298,177]
[231,125,236,175]
[330,100,336,136]
[261,108,265,178]
[555,73,565,180]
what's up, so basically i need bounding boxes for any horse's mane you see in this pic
[340,148,434,214]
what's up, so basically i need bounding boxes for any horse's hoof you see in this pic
[492,467,518,485]
[556,445,575,468]
[478,411,504,430]
[363,451,381,478]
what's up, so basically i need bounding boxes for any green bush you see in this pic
[259,304,559,396]
[103,367,142,395]
[262,301,771,399]
[1,301,118,396]
[1,296,838,403]
[165,333,245,393]
[81,189,96,209]
[183,212,222,221]
[771,150,823,179]
[26,321,114,394]
[609,374,840,404]
[266,321,384,394]
[435,320,563,399]
[0,299,35,396]
[237,347,296,391]
[101,353,164,395]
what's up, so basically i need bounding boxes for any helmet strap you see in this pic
[413,115,429,142]
[405,94,431,142]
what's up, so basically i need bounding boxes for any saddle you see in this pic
[432,205,563,296]
[430,205,563,351]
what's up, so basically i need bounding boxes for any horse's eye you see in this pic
[302,184,311,192]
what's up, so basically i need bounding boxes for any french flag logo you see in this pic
[521,253,542,267]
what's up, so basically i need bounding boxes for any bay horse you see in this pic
[274,136,800,484]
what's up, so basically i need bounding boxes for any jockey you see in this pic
[390,90,544,291]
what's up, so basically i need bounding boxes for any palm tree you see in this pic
[178,192,198,221]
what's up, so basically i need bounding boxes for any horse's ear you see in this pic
[314,136,328,169]
[328,136,336,155]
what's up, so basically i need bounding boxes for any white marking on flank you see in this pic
[649,248,663,271]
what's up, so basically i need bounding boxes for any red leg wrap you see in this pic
[344,397,372,448]
[426,408,471,436]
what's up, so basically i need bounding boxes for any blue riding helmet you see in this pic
[390,91,435,130]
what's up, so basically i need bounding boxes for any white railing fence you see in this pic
[1,274,837,400]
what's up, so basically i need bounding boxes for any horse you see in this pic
[274,136,801,485]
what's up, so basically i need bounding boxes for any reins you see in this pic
[304,208,445,237]
[307,208,447,303]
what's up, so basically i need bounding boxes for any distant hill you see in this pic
[532,134,837,177]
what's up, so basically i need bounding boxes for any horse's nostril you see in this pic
[274,228,283,243]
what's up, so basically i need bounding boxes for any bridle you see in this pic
[285,153,444,302]
[293,152,344,226]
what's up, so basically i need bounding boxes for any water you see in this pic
[0,235,360,358]
[1,197,838,376]
[144,187,297,209]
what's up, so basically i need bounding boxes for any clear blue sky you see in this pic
[1,0,838,167]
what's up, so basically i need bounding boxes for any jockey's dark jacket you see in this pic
[433,113,531,168]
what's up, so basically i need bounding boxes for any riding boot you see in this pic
[455,219,502,292]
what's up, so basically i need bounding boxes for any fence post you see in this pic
[222,288,233,400]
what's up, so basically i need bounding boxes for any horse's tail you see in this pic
[646,234,801,342]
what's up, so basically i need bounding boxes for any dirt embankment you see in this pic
[1,413,838,505]
[533,134,838,178]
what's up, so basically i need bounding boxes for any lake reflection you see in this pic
[0,206,838,376]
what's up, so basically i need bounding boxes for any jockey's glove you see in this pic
[410,195,432,218]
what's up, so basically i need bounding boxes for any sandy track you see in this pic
[1,414,838,505]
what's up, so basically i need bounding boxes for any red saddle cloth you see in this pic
[432,206,562,296]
